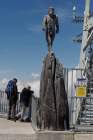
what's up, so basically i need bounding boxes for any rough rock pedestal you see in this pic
[38,53,69,130]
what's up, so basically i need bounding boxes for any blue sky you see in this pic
[0,0,92,88]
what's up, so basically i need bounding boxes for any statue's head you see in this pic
[48,7,55,16]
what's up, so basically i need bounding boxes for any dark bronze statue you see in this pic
[33,7,69,131]
[42,7,59,52]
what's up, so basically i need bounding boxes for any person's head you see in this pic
[27,85,31,90]
[13,78,17,84]
[48,7,55,16]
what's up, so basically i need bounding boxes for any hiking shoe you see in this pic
[24,118,31,122]
[20,119,24,122]
[7,116,11,120]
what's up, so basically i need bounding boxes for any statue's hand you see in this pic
[56,29,59,34]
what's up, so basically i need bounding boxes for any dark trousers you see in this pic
[8,96,17,119]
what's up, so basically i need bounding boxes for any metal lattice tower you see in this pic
[80,0,91,69]
[72,0,93,69]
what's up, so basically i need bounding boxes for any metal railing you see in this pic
[0,91,20,116]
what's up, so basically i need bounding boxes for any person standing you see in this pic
[5,78,18,121]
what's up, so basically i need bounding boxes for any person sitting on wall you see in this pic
[16,86,34,122]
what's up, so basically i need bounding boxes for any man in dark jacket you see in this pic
[5,78,18,120]
[20,86,34,122]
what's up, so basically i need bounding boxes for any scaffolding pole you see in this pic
[80,0,90,69]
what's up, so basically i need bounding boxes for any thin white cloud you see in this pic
[31,73,40,79]
[1,78,8,85]
[0,78,8,90]
[17,81,25,92]
[27,80,40,97]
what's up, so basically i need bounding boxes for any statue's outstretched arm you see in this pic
[42,16,47,31]
[56,16,59,33]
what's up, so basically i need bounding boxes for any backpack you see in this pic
[5,80,14,98]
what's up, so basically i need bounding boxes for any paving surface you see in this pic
[1,118,93,140]
[0,118,35,135]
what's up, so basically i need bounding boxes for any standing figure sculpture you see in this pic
[42,7,59,52]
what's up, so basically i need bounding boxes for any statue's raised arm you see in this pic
[42,7,59,53]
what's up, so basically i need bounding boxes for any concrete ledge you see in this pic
[1,130,93,140]
[0,134,36,140]
[37,131,93,140]
[74,132,93,140]
[37,131,74,140]
[1,118,93,140]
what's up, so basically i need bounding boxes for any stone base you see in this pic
[1,130,93,140]
[37,131,93,140]
[37,131,74,140]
